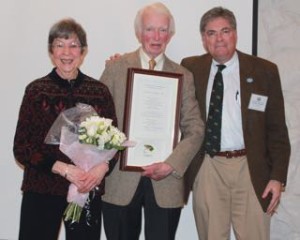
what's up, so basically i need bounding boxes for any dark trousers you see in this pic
[19,192,102,240]
[102,177,181,240]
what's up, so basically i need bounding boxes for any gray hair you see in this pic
[200,7,237,33]
[134,2,175,40]
[48,18,87,53]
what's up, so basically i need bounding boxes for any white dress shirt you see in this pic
[206,52,245,151]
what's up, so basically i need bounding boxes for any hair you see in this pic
[48,18,87,53]
[134,2,175,40]
[200,7,237,33]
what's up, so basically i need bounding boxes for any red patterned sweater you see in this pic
[13,68,117,196]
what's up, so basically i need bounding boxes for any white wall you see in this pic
[258,0,300,239]
[0,1,253,239]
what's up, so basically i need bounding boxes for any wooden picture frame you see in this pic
[120,68,183,171]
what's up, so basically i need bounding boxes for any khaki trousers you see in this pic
[193,155,270,240]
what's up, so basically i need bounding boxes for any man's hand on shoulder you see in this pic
[105,53,122,65]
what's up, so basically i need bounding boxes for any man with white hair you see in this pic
[100,2,204,240]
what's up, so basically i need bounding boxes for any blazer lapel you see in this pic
[126,49,142,68]
[191,55,212,121]
[162,55,176,72]
[238,51,255,132]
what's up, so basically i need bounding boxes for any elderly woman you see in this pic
[13,18,116,240]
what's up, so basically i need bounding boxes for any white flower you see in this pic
[45,103,130,225]
[78,115,126,150]
[109,127,126,146]
[63,114,127,224]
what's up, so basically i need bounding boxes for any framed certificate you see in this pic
[120,68,183,171]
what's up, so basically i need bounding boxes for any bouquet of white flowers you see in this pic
[45,103,132,224]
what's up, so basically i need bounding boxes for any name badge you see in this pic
[248,93,268,112]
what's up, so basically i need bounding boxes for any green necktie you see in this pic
[204,64,226,157]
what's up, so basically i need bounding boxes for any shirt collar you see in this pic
[139,47,164,70]
[212,51,238,71]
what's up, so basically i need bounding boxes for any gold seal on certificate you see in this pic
[120,68,183,171]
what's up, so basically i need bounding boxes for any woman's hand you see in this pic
[52,161,87,189]
[78,162,109,193]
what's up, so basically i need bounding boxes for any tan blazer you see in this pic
[181,50,290,211]
[100,49,204,208]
